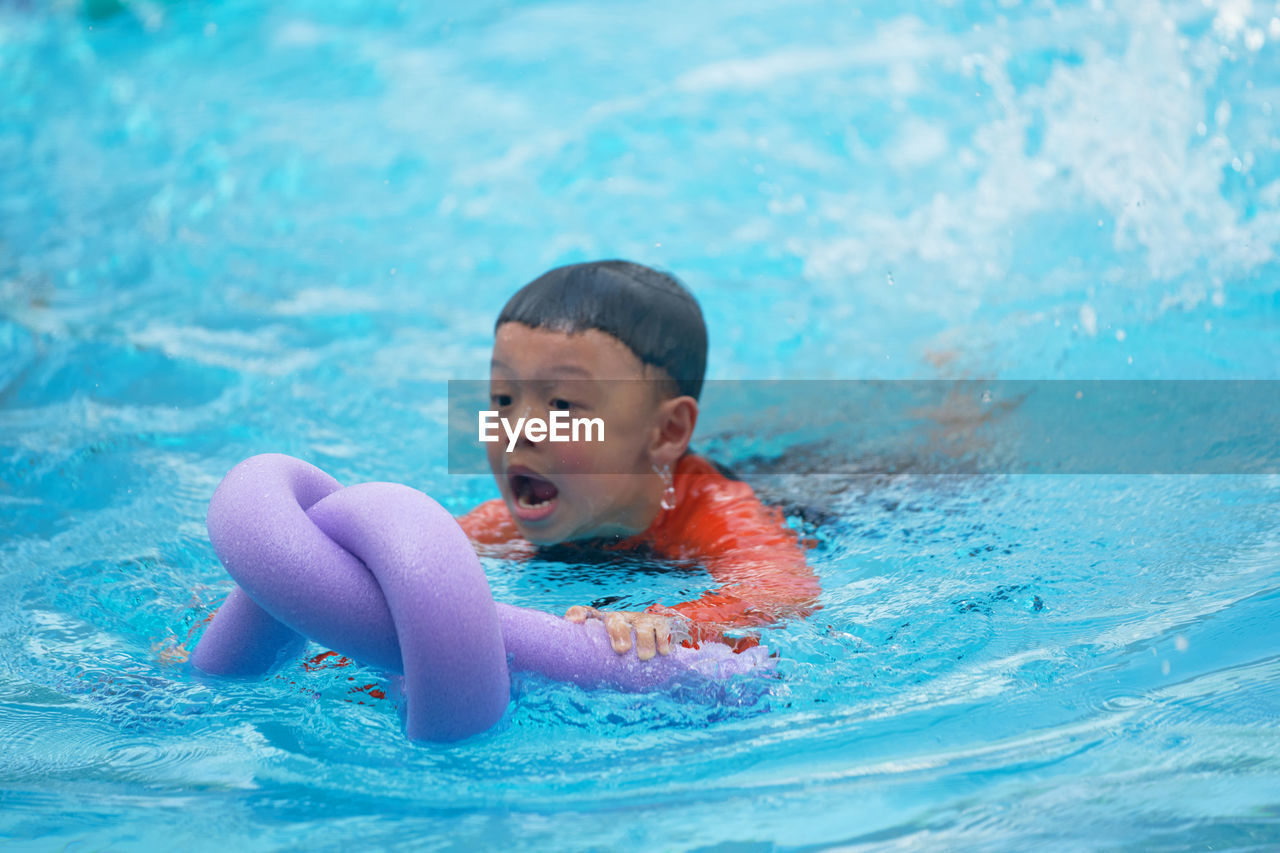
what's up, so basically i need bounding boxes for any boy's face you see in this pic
[487,322,678,545]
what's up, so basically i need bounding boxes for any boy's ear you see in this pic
[650,395,698,467]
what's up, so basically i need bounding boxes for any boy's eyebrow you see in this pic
[546,366,594,378]
[489,359,595,379]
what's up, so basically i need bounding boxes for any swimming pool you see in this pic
[2,0,1278,848]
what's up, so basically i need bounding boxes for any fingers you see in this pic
[630,615,673,661]
[635,623,657,661]
[564,605,597,623]
[603,612,632,654]
[562,607,675,660]
[655,624,672,657]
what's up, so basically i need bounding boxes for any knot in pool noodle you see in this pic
[190,454,772,742]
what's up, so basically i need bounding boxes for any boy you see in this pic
[458,260,820,661]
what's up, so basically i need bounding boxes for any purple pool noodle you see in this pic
[190,454,773,742]
[496,607,770,687]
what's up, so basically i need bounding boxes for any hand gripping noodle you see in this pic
[190,454,772,742]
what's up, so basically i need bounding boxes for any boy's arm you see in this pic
[570,478,823,654]
[647,534,822,647]
[575,531,820,656]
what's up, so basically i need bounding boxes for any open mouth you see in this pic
[507,466,559,521]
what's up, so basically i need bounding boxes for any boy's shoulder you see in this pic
[674,452,760,507]
[456,497,525,546]
[651,453,791,555]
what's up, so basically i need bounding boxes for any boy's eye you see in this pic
[491,394,512,407]
[550,398,574,411]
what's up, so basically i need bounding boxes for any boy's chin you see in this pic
[507,500,565,545]
[514,521,566,547]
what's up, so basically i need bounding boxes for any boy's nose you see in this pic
[513,403,550,448]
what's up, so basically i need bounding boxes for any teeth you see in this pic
[511,473,554,512]
[515,491,552,510]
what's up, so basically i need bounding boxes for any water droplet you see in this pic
[1079,304,1098,336]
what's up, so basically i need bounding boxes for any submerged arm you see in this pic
[646,495,822,648]
[649,539,821,648]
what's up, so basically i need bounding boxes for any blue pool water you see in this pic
[3,0,1279,848]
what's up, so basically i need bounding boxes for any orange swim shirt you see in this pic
[457,453,822,649]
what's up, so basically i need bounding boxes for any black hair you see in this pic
[495,260,708,400]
